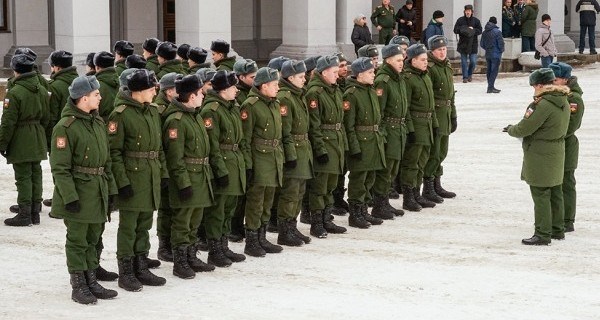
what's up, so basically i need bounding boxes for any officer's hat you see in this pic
[188,47,208,64]
[428,35,448,51]
[212,70,239,91]
[382,44,404,59]
[15,47,38,61]
[210,39,230,54]
[127,69,158,92]
[94,51,115,69]
[529,68,556,86]
[126,54,147,69]
[281,60,307,79]
[114,40,134,57]
[50,50,73,68]
[175,74,203,95]
[253,67,279,87]
[316,55,340,73]
[406,44,427,60]
[11,54,35,73]
[156,41,178,60]
[351,57,375,76]
[69,75,101,99]
[143,37,160,54]
[233,59,258,75]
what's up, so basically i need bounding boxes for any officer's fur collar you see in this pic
[534,84,570,97]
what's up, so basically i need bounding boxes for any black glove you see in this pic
[118,185,134,200]
[65,200,81,213]
[178,186,193,201]
[108,195,117,213]
[433,127,439,137]
[502,125,512,133]
[160,178,169,189]
[216,175,229,188]
[246,169,253,183]
[451,118,457,133]
[284,160,297,169]
[0,150,6,158]
[350,152,362,160]
[407,132,416,144]
[316,154,329,164]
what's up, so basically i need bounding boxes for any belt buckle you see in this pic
[204,157,209,164]
[373,124,379,131]
[335,123,341,130]
[272,140,279,147]
[149,151,158,159]
[232,144,238,151]
[98,167,105,175]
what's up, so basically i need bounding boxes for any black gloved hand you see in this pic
[451,117,457,133]
[65,200,81,213]
[350,152,362,160]
[216,175,229,188]
[284,160,297,169]
[246,169,253,183]
[178,186,193,201]
[160,178,169,189]
[0,150,6,158]
[433,127,439,137]
[502,125,512,133]
[108,195,117,213]
[407,132,416,144]
[118,185,134,200]
[316,154,329,164]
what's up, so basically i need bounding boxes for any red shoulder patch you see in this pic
[108,121,118,134]
[56,136,67,149]
[309,100,318,109]
[280,105,288,116]
[343,101,351,111]
[168,128,178,139]
[204,118,213,129]
[376,88,384,96]
[570,103,578,113]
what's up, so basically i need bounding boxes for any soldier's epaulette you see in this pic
[346,86,357,94]
[246,96,260,105]
[315,87,325,94]
[174,111,183,120]
[115,105,128,113]
[279,91,292,100]
[380,75,390,83]
[156,105,167,114]
[62,116,76,128]
[428,61,435,68]
[207,102,220,111]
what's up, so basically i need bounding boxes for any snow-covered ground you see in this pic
[0,65,599,320]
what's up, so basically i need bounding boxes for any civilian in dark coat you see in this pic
[351,14,374,57]
[576,0,600,53]
[453,5,483,82]
[423,10,445,47]
[396,1,417,38]
[502,0,516,38]
[480,17,505,93]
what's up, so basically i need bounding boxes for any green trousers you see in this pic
[156,187,173,238]
[401,143,431,188]
[95,223,106,252]
[562,170,576,228]
[424,134,449,178]
[64,220,103,273]
[379,28,394,44]
[348,170,376,204]
[373,157,400,196]
[309,172,338,211]
[244,183,276,231]
[231,195,246,235]
[530,185,565,241]
[116,210,153,259]
[277,177,307,220]
[13,161,43,205]
[171,207,204,247]
[204,194,238,239]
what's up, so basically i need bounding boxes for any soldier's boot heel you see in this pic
[221,236,246,262]
[371,194,395,220]
[434,176,456,198]
[309,210,327,238]
[4,204,32,227]
[187,244,215,272]
[289,220,311,244]
[258,225,283,253]
[323,207,347,234]
[207,239,232,267]
[414,187,436,208]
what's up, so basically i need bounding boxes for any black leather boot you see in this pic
[244,229,266,257]
[277,219,303,246]
[423,177,443,203]
[371,194,395,220]
[145,256,161,269]
[289,220,311,244]
[70,272,97,305]
[134,254,166,286]
[117,257,142,292]
[208,239,232,267]
[96,248,118,281]
[221,236,246,262]
[43,198,53,207]
[331,187,349,216]
[401,185,422,212]
[348,202,370,229]
[84,269,118,299]
[157,236,173,262]
[31,202,41,225]
[414,187,436,208]
[361,203,383,225]
[187,244,215,272]
[258,225,283,253]
[299,195,311,224]
[309,210,327,238]
[521,235,551,246]
[4,204,32,227]
[323,207,347,234]
[173,246,195,279]
[434,176,456,198]
[9,204,18,214]
[267,208,278,233]
[384,196,404,216]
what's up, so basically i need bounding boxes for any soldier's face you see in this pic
[321,66,340,85]
[240,72,256,86]
[386,54,404,73]
[192,89,204,107]
[212,51,224,62]
[357,68,375,85]
[143,50,152,59]
[505,0,512,6]
[383,0,390,5]
[138,87,157,103]
[202,82,213,94]
[371,57,379,69]
[220,85,238,101]
[261,80,280,98]
[411,53,428,71]
[287,73,306,89]
[432,46,447,60]
[84,90,102,111]
[553,78,568,86]
[338,62,348,77]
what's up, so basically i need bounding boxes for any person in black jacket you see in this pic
[396,0,417,39]
[453,4,483,83]
[351,14,374,57]
[502,0,516,38]
[576,0,600,54]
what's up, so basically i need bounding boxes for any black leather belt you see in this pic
[125,151,160,159]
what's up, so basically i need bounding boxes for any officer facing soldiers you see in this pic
[305,55,348,238]
[187,47,210,74]
[200,70,247,265]
[50,75,118,304]
[126,54,147,70]
[156,42,185,80]
[549,62,585,233]
[358,44,381,69]
[142,37,161,74]
[114,40,135,76]
[162,74,215,278]
[275,60,313,246]
[423,35,457,203]
[2,54,49,227]
[372,44,411,219]
[240,67,287,257]
[504,68,571,245]
[211,39,236,71]
[343,57,386,228]
[94,51,119,121]
[371,0,397,44]
[401,44,438,211]
[109,69,168,291]
[234,59,259,105]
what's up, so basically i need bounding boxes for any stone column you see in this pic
[176,0,232,50]
[337,0,373,60]
[271,0,339,60]
[537,0,576,53]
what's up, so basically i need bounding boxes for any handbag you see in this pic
[534,30,551,60]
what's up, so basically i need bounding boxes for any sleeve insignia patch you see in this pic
[309,100,318,109]
[524,107,535,119]
[56,136,67,149]
[3,99,8,109]
[108,121,118,134]
[241,110,249,120]
[376,88,384,96]
[570,103,578,113]
[168,128,178,139]
[343,101,351,111]
[204,118,213,129]
[280,105,288,116]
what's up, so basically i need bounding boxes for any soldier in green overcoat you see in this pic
[1,54,49,227]
[48,50,79,136]
[549,62,585,233]
[142,37,160,74]
[50,75,118,304]
[505,68,571,245]
[240,67,287,257]
[371,0,397,44]
[372,44,411,219]
[156,42,185,80]
[423,36,458,203]
[343,57,386,229]
[162,74,215,279]
[5,48,49,92]
[108,69,168,291]
[305,55,348,238]
[400,44,439,211]
[94,51,119,121]
[200,70,248,266]
[86,53,96,76]
[211,39,236,71]
[234,59,258,105]
[176,43,190,71]
[331,52,351,216]
[113,40,134,76]
[188,47,211,74]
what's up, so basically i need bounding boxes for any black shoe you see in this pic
[277,220,304,247]
[9,204,19,214]
[401,185,422,212]
[310,210,327,238]
[289,220,311,244]
[361,204,383,225]
[371,194,395,220]
[388,188,400,199]
[564,224,575,233]
[414,187,436,208]
[244,229,266,257]
[4,204,32,227]
[31,202,41,225]
[423,178,443,204]
[221,236,246,262]
[228,233,244,243]
[187,244,215,272]
[258,225,283,253]
[173,246,196,279]
[85,269,118,299]
[145,256,161,269]
[42,199,53,207]
[96,265,119,282]
[591,50,597,55]
[434,177,456,198]
[462,78,468,83]
[70,272,97,305]
[468,77,472,82]
[117,257,143,292]
[348,203,370,229]
[492,88,501,93]
[267,213,278,233]
[332,187,349,215]
[207,239,233,267]
[384,196,404,217]
[551,233,565,240]
[579,50,584,54]
[323,207,347,234]
[521,235,551,246]
[299,207,311,224]
[134,255,166,286]
[157,236,173,262]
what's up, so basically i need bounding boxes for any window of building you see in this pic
[0,0,7,31]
